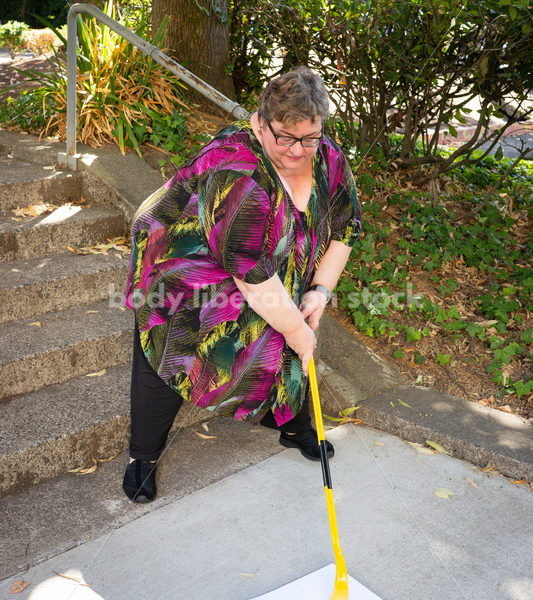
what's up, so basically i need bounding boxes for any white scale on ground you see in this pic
[249,564,383,600]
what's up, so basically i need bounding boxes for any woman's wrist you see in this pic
[308,283,332,303]
[281,311,307,337]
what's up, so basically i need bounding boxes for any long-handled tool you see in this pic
[308,355,349,600]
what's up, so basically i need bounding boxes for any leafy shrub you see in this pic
[0,21,29,56]
[149,109,211,170]
[0,88,57,132]
[230,0,533,192]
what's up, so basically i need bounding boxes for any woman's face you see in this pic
[260,117,322,174]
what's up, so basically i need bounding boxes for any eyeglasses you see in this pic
[265,120,322,148]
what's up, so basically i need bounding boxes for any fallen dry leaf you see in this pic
[9,580,30,593]
[96,450,120,463]
[68,458,98,475]
[510,478,528,485]
[339,417,362,425]
[71,197,89,207]
[465,476,479,488]
[324,406,362,425]
[73,236,131,257]
[434,487,454,499]
[237,572,258,582]
[194,431,217,440]
[407,441,437,455]
[426,440,451,455]
[481,463,499,474]
[28,321,41,327]
[11,202,58,220]
[11,206,31,219]
[396,398,412,408]
[53,572,91,587]
[67,466,85,473]
[78,463,98,475]
[85,310,99,314]
[202,422,209,432]
[68,452,119,475]
[86,369,107,377]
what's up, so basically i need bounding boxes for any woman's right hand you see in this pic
[284,322,317,376]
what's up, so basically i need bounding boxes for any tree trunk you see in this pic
[152,0,236,105]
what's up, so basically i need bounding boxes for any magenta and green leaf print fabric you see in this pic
[125,118,361,426]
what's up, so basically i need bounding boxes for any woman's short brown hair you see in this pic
[257,66,329,126]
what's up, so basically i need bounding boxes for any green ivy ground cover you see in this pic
[337,146,532,417]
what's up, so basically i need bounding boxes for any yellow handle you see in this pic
[307,356,349,599]
[308,356,325,441]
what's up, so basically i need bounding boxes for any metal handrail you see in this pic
[58,3,248,170]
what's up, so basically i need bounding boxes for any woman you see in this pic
[123,67,362,502]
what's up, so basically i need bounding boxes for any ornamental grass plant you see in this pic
[0,1,205,159]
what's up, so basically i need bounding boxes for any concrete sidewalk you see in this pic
[1,423,531,600]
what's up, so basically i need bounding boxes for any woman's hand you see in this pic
[284,321,317,376]
[299,290,328,331]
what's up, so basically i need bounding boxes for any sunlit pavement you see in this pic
[1,423,531,600]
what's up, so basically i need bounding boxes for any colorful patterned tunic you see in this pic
[125,118,361,426]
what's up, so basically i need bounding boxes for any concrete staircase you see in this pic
[0,143,135,496]
[0,129,215,505]
[0,131,287,582]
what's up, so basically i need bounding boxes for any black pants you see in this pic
[129,323,311,461]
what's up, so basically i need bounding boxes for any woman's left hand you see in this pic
[299,290,328,331]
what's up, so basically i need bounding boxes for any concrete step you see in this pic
[0,250,129,323]
[0,417,281,578]
[0,362,213,497]
[0,130,62,166]
[0,299,133,401]
[0,202,126,263]
[0,155,82,211]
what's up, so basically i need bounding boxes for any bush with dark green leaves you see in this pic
[230,0,533,191]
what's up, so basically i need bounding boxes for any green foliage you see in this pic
[337,145,533,405]
[0,21,29,56]
[413,350,425,365]
[0,88,57,132]
[117,0,152,36]
[1,0,68,28]
[436,353,451,366]
[230,0,533,178]
[150,109,211,170]
[513,380,533,399]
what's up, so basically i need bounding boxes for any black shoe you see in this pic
[122,459,157,503]
[279,428,334,461]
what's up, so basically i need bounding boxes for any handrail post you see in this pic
[58,3,248,171]
[58,6,79,169]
